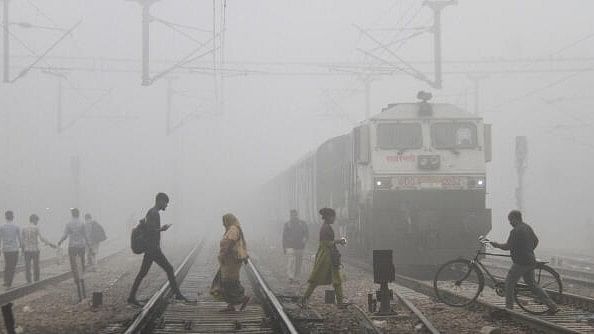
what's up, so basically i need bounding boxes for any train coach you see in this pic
[263,92,492,272]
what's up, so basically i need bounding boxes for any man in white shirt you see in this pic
[21,214,54,283]
[0,211,21,288]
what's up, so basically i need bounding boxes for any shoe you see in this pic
[240,296,250,311]
[546,306,560,315]
[127,298,143,307]
[175,294,190,302]
[298,297,308,309]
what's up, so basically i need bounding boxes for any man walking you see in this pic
[282,210,309,284]
[21,214,54,283]
[490,210,559,314]
[0,211,21,288]
[127,193,188,306]
[58,208,91,300]
[84,213,107,268]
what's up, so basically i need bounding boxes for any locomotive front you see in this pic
[352,97,492,272]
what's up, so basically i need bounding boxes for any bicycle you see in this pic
[433,236,562,315]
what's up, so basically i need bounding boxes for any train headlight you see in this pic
[477,179,484,186]
[374,177,392,189]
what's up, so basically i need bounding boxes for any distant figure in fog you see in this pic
[490,210,559,314]
[58,208,91,299]
[84,213,107,268]
[218,213,250,312]
[128,193,188,306]
[282,209,308,284]
[301,208,346,307]
[21,214,55,283]
[0,211,21,288]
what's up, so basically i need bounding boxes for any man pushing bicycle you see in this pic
[490,210,559,314]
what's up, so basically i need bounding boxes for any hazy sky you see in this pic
[1,0,593,247]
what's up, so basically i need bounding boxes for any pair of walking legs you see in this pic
[505,263,558,310]
[68,247,87,300]
[303,268,343,304]
[128,248,185,304]
[3,252,18,287]
[286,248,303,281]
[24,251,40,283]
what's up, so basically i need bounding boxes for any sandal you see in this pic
[240,296,250,311]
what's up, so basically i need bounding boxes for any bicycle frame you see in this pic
[473,251,509,287]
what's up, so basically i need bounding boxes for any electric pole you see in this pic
[424,0,456,89]
[515,136,528,211]
[467,74,489,115]
[3,0,9,83]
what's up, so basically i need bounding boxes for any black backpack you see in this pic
[131,218,148,254]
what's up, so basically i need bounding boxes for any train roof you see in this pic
[370,102,481,121]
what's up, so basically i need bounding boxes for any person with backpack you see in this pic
[84,213,107,268]
[282,209,308,284]
[127,193,188,306]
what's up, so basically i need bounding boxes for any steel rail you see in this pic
[0,249,124,305]
[123,241,203,334]
[394,290,441,334]
[395,274,588,334]
[244,258,299,334]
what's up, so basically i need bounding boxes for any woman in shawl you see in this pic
[218,213,250,312]
[301,208,346,307]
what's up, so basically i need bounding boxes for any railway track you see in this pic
[104,241,298,334]
[400,273,594,333]
[341,256,441,334]
[0,246,124,305]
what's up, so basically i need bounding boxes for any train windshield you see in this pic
[431,122,477,149]
[377,123,422,150]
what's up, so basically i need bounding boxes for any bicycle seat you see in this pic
[536,259,548,265]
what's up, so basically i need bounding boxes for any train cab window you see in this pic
[431,122,477,149]
[377,123,422,150]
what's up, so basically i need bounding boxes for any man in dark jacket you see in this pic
[282,210,309,284]
[127,193,188,306]
[490,210,558,313]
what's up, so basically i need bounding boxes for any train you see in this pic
[262,92,492,272]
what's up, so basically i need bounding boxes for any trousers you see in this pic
[505,263,557,309]
[286,248,304,280]
[3,252,18,286]
[68,247,86,282]
[129,248,182,299]
[303,267,343,304]
[24,251,40,283]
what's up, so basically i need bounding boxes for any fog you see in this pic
[1,0,593,251]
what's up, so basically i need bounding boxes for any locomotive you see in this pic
[263,92,492,272]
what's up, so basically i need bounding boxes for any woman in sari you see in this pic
[218,213,250,312]
[301,208,346,307]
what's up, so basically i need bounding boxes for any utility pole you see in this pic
[141,2,154,86]
[127,0,159,85]
[467,74,489,115]
[424,0,456,89]
[3,0,9,83]
[57,78,63,133]
[515,136,528,211]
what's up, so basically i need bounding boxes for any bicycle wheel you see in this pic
[434,259,484,307]
[514,264,563,315]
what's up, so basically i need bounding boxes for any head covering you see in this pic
[222,213,246,248]
[223,213,240,229]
